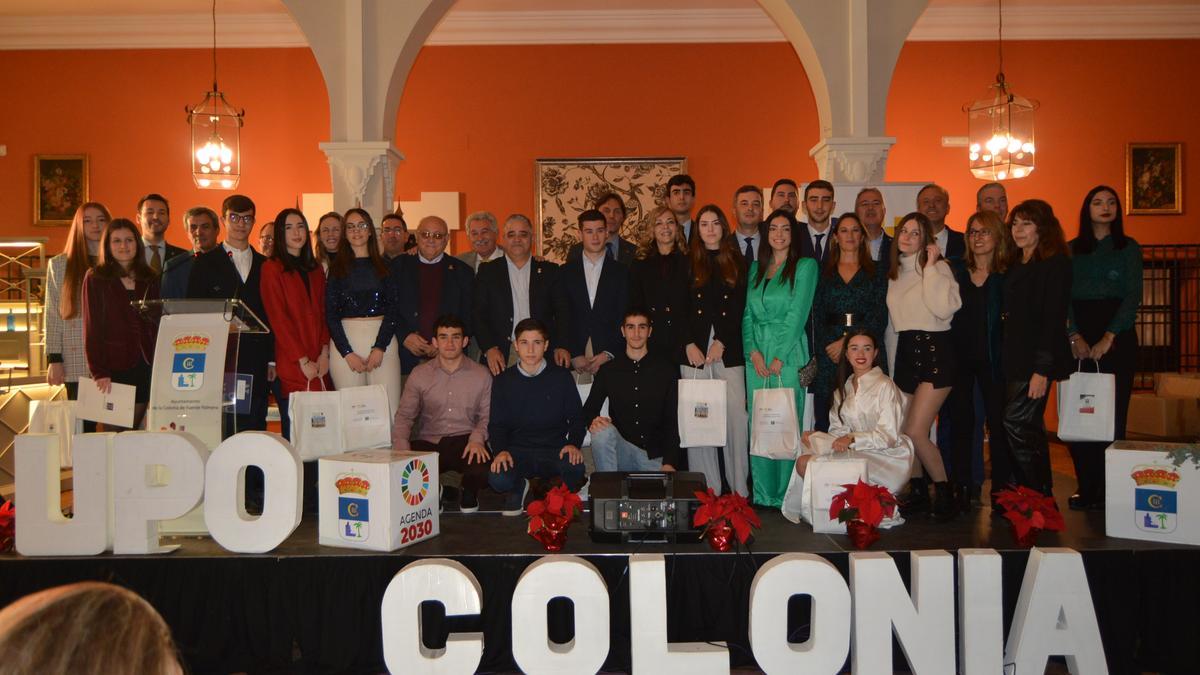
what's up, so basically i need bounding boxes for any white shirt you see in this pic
[476,247,503,271]
[143,240,165,267]
[223,242,252,282]
[581,251,605,307]
[418,253,445,265]
[507,255,532,342]
[869,233,885,261]
[807,223,832,258]
[517,359,547,377]
[934,227,949,256]
[736,230,761,262]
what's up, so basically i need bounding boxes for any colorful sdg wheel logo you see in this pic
[400,459,430,506]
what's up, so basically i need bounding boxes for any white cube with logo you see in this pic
[318,449,440,551]
[1105,441,1200,546]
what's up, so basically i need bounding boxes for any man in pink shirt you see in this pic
[391,314,492,512]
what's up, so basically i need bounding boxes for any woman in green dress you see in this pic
[744,208,819,506]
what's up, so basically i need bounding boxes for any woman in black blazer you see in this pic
[683,204,749,497]
[1001,200,1072,499]
[629,205,691,364]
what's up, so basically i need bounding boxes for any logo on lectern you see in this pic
[1132,464,1180,533]
[336,472,371,541]
[400,459,430,506]
[171,333,211,391]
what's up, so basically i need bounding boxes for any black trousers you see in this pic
[1003,379,1054,495]
[1067,299,1137,500]
[951,358,1011,490]
[412,434,491,494]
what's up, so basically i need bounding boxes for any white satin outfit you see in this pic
[781,366,914,527]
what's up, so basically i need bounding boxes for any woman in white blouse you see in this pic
[886,212,962,520]
[782,329,913,527]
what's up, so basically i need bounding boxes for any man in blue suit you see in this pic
[855,187,893,264]
[392,215,474,375]
[553,209,629,382]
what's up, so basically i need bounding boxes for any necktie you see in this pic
[743,236,754,263]
[814,233,825,263]
[150,246,162,274]
[606,242,615,260]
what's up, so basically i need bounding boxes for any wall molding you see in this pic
[2,5,1198,50]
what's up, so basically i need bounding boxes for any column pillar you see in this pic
[319,141,403,224]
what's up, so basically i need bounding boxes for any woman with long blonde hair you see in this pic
[45,202,110,429]
[629,205,690,362]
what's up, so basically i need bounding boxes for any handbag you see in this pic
[677,366,727,448]
[1056,359,1116,443]
[288,378,342,462]
[750,375,801,460]
[797,357,818,388]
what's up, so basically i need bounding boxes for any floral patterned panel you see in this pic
[535,157,686,263]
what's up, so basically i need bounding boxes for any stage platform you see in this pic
[3,495,1199,674]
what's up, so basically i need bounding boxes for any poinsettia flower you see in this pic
[829,480,896,528]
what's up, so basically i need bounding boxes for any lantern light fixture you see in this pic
[187,0,243,190]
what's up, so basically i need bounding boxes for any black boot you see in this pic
[932,481,959,521]
[955,482,972,512]
[898,478,930,514]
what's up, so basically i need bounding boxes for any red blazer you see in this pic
[81,270,160,379]
[261,259,330,396]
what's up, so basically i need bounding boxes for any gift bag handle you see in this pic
[1075,358,1101,374]
[688,364,714,380]
[304,376,328,392]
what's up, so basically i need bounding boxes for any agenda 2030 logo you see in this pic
[171,334,211,391]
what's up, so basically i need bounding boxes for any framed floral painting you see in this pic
[535,156,686,263]
[1127,143,1182,215]
[34,154,89,226]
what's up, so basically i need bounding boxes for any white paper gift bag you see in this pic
[750,379,801,460]
[1057,360,1116,443]
[339,384,393,451]
[807,457,869,533]
[29,399,83,468]
[678,367,727,448]
[288,380,343,462]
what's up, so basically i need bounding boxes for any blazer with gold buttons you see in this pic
[629,250,692,366]
[686,256,748,367]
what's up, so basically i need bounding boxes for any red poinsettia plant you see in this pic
[525,484,583,551]
[0,500,14,554]
[693,488,762,551]
[829,480,897,549]
[993,485,1064,547]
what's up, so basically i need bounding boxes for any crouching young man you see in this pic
[488,318,586,515]
[583,307,681,471]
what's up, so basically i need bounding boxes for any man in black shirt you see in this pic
[582,307,681,471]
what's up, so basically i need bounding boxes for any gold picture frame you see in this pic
[34,154,89,226]
[1126,143,1182,215]
[535,156,686,263]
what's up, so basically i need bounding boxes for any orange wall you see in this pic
[1,39,1196,256]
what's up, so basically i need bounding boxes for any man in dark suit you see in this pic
[566,192,637,264]
[553,209,629,381]
[731,184,763,264]
[185,194,272,437]
[918,183,965,261]
[665,174,696,243]
[798,179,837,264]
[855,187,893,264]
[136,193,187,275]
[473,214,568,375]
[161,206,220,299]
[392,215,473,374]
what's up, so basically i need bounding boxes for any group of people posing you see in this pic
[44,175,1141,520]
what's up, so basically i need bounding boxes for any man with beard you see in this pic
[161,206,220,299]
[768,178,800,215]
[917,183,965,260]
[136,193,186,275]
[731,184,764,264]
[568,193,636,263]
[798,180,837,264]
[855,187,893,263]
[665,174,696,243]
[380,212,415,261]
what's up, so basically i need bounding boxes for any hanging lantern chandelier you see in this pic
[187,0,244,190]
[964,0,1037,181]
